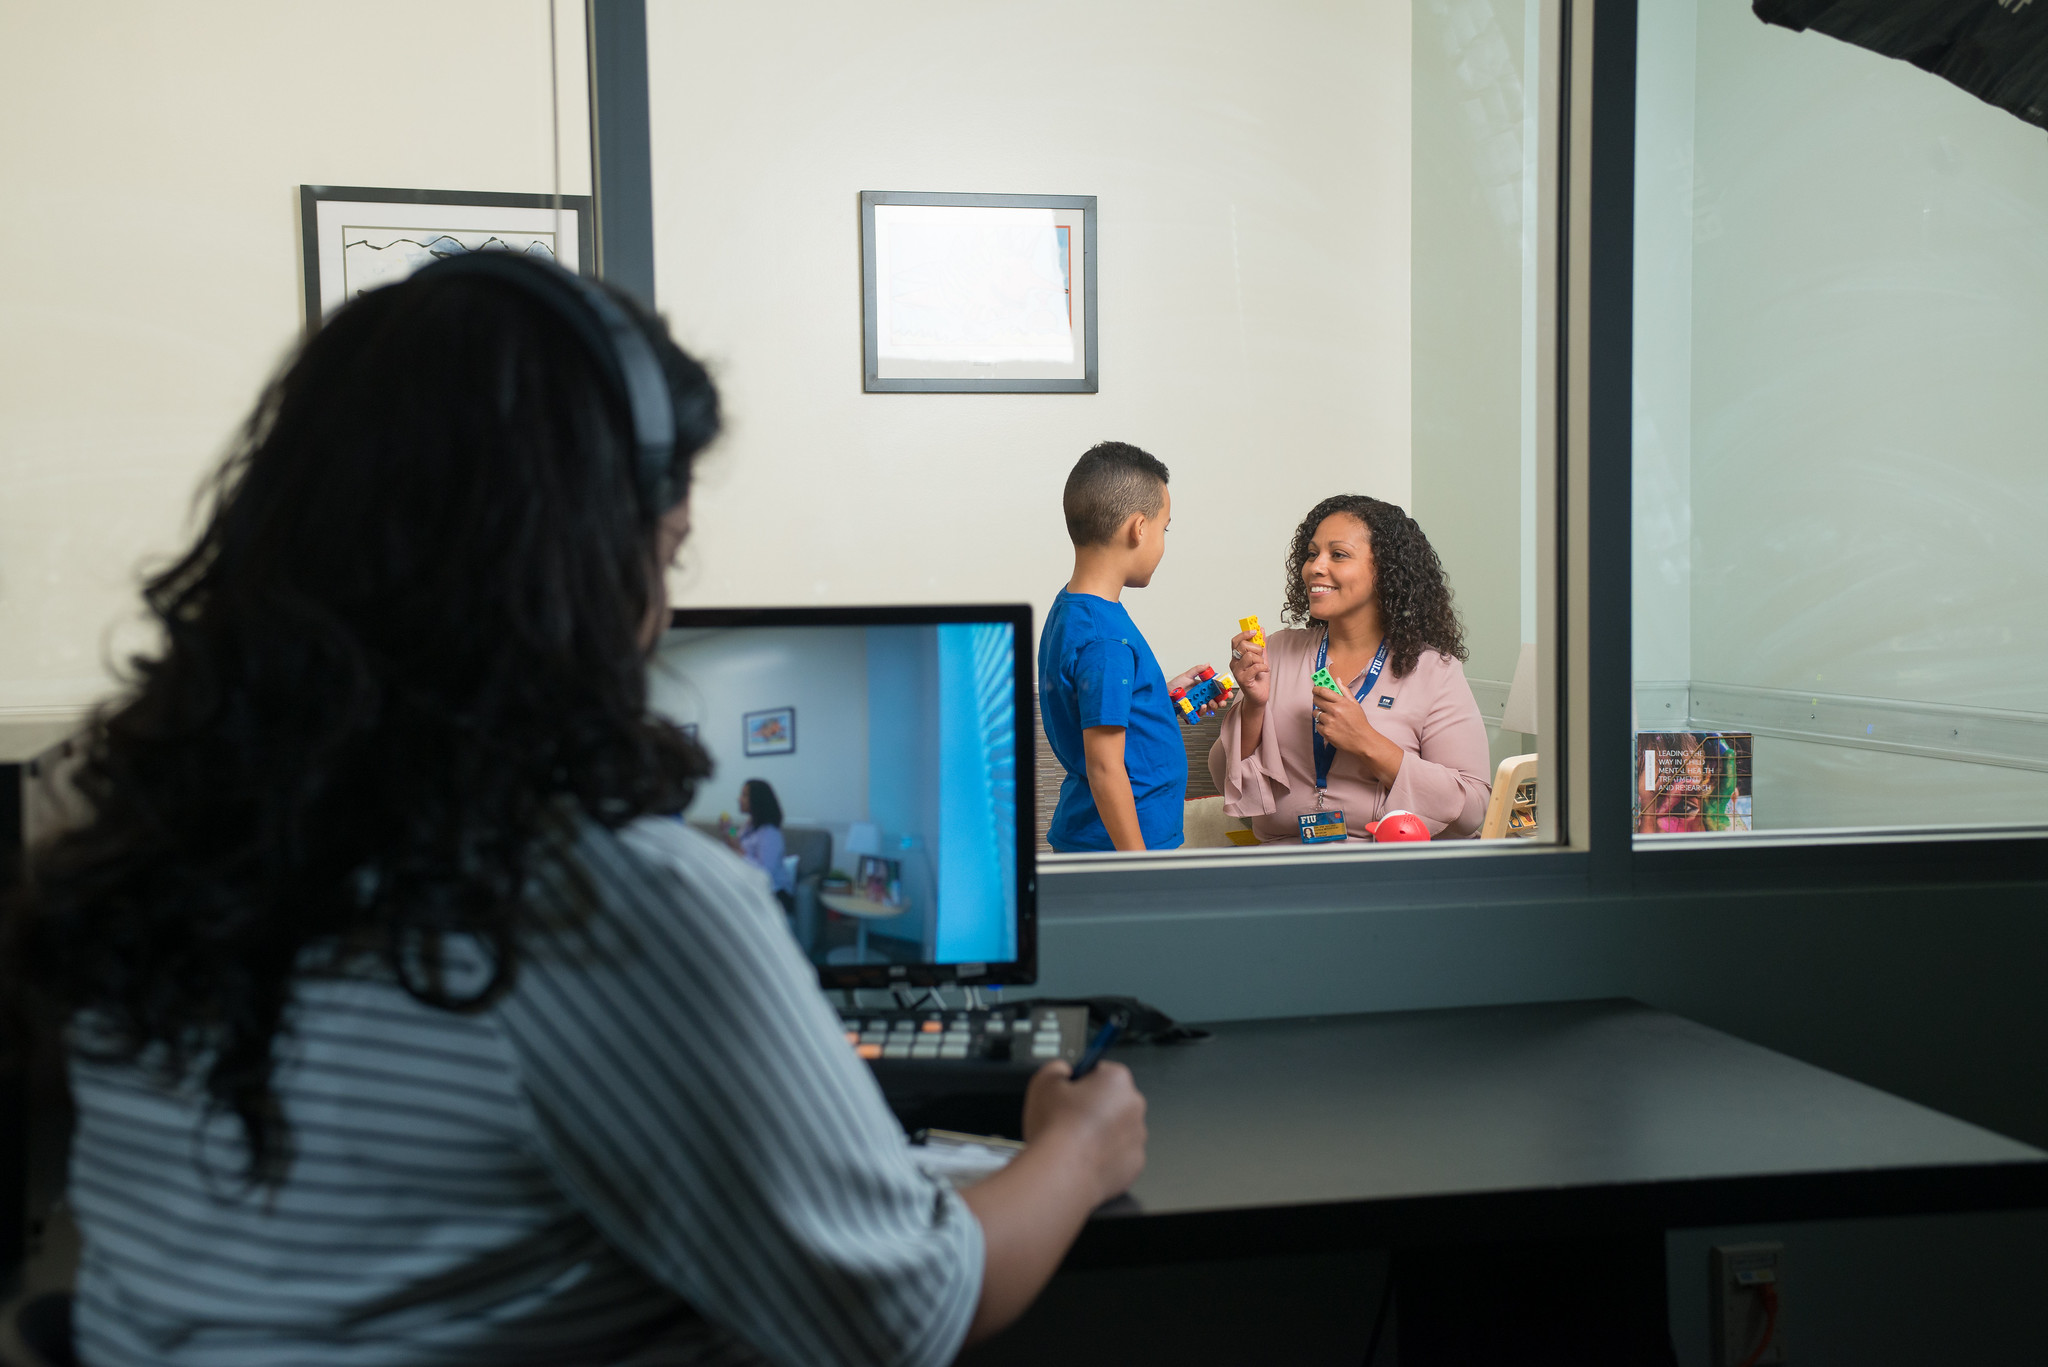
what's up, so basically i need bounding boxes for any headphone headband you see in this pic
[412,251,679,510]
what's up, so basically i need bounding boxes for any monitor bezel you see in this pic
[661,603,1037,989]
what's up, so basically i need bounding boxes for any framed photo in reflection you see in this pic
[860,191,1097,393]
[742,706,796,757]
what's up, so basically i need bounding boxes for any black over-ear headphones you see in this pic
[411,251,680,510]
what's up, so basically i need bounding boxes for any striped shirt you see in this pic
[66,817,983,1367]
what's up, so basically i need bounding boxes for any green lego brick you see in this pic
[1310,667,1340,692]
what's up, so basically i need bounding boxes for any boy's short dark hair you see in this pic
[1062,441,1170,546]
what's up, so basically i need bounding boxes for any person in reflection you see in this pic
[1211,495,1493,842]
[726,777,796,916]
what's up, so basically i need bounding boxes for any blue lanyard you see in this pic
[1312,631,1389,794]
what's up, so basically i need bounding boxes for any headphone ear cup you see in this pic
[409,253,678,509]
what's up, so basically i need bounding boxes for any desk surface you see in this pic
[1079,999,2048,1262]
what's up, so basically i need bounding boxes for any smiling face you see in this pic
[1301,512,1377,623]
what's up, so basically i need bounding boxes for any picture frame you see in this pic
[298,185,593,334]
[855,855,903,906]
[860,191,1098,393]
[743,706,797,757]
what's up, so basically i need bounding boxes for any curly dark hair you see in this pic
[1280,494,1466,678]
[2,259,719,1184]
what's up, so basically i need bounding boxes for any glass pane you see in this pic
[0,3,583,756]
[647,1,1559,859]
[1632,3,2048,839]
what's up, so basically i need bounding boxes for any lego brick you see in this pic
[1177,670,1238,726]
[1310,667,1339,692]
[1239,615,1265,647]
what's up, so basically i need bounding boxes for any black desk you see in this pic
[1055,1000,2048,1364]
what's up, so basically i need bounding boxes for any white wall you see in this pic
[0,2,587,750]
[651,626,872,828]
[1629,0,1696,685]
[1687,6,2048,714]
[1410,0,1536,690]
[644,0,1412,678]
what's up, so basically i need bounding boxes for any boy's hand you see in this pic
[1167,663,1232,719]
[1228,631,1270,707]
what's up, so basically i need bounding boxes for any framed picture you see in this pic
[855,855,903,907]
[743,706,797,757]
[861,191,1097,393]
[298,185,593,333]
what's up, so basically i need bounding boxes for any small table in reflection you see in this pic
[817,892,910,965]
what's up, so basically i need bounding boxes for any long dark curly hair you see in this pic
[1280,494,1466,678]
[2,259,718,1184]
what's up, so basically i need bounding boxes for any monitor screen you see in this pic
[650,605,1036,987]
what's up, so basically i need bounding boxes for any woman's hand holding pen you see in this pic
[1312,685,1405,787]
[1022,1059,1147,1206]
[960,1062,1148,1343]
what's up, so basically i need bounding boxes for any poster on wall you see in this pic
[1634,731,1753,833]
[860,191,1097,393]
[743,706,797,757]
[298,186,593,333]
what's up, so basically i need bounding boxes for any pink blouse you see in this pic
[1207,627,1493,842]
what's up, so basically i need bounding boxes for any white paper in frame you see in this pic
[862,192,1097,392]
[304,193,586,327]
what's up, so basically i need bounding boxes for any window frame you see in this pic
[596,0,2048,917]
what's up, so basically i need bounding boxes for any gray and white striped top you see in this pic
[66,817,983,1367]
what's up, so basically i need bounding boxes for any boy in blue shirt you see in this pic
[1039,442,1218,852]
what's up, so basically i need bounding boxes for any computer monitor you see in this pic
[650,604,1036,989]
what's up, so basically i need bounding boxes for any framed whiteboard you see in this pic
[860,191,1097,393]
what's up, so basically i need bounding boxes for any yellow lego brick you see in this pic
[1238,615,1265,647]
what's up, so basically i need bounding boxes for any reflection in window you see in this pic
[1633,3,2048,836]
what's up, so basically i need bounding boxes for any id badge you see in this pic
[1298,810,1348,843]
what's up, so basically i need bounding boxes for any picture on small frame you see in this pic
[856,855,903,906]
[743,707,796,757]
[861,191,1097,393]
[299,185,592,334]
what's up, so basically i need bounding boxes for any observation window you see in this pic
[647,0,1567,867]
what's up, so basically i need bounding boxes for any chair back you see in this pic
[1479,753,1539,839]
[781,825,832,881]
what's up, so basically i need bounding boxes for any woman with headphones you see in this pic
[4,255,1145,1366]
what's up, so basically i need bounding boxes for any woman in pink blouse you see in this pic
[1209,495,1493,842]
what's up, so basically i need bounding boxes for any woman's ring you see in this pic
[1231,648,1242,660]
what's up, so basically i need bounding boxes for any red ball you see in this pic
[1367,811,1431,842]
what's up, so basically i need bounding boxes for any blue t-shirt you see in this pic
[1038,588,1187,852]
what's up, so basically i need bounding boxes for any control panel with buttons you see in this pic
[839,1006,1088,1073]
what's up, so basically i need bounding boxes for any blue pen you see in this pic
[1068,1012,1127,1080]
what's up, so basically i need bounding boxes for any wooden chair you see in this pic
[1480,753,1539,839]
